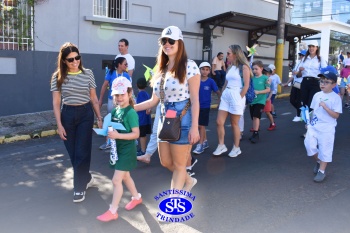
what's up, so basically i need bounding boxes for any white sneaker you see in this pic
[213,144,227,156]
[228,146,241,158]
[292,116,301,122]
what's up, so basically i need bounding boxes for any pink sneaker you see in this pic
[96,210,118,222]
[125,195,142,210]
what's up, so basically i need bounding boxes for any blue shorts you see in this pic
[198,108,210,126]
[271,94,276,103]
[157,99,192,145]
[339,78,347,88]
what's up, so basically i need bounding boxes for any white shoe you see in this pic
[228,147,241,158]
[292,116,301,122]
[213,144,227,156]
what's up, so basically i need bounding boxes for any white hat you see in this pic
[307,40,319,47]
[268,64,276,70]
[111,76,132,96]
[199,62,211,69]
[161,26,183,41]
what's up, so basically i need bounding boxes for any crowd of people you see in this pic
[50,29,344,223]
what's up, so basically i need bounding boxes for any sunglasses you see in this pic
[66,55,81,63]
[161,38,176,45]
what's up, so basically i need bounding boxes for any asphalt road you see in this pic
[1,98,350,233]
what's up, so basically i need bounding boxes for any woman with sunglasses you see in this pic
[98,57,131,150]
[134,26,200,201]
[51,42,102,203]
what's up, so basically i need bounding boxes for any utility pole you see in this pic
[275,0,286,93]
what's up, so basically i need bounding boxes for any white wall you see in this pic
[34,0,291,61]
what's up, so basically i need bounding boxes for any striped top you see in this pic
[50,69,97,105]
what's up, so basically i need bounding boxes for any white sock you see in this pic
[133,193,142,200]
[109,205,118,214]
[318,169,325,174]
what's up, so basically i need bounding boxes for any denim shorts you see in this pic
[157,99,192,145]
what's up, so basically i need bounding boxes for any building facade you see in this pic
[0,0,296,116]
[292,0,350,64]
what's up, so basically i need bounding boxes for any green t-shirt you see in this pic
[110,105,139,171]
[251,75,270,105]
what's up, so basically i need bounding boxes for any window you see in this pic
[93,0,128,20]
[0,0,33,51]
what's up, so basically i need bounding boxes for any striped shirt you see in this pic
[50,69,97,105]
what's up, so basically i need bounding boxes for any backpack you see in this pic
[239,64,255,104]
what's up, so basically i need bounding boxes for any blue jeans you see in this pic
[158,99,192,145]
[61,102,94,192]
[215,70,226,88]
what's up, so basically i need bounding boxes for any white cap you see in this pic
[307,40,319,47]
[161,26,183,41]
[268,64,276,70]
[111,76,132,96]
[199,62,211,69]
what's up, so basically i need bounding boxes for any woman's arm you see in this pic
[90,88,103,128]
[240,64,250,98]
[188,73,201,145]
[98,80,109,107]
[134,92,159,112]
[52,91,67,140]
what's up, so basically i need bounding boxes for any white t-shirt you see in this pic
[226,65,242,88]
[153,59,199,102]
[270,74,281,94]
[309,91,342,133]
[299,55,327,78]
[115,53,135,73]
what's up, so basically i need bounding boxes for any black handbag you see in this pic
[158,71,191,141]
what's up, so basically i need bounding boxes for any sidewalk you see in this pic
[0,88,290,144]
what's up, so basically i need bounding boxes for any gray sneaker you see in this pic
[313,162,320,174]
[314,171,326,183]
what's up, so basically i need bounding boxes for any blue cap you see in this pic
[317,71,337,82]
[298,50,307,56]
[320,65,338,75]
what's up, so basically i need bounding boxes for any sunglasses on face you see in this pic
[161,38,176,45]
[66,55,81,63]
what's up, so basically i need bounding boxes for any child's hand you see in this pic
[108,130,120,139]
[319,101,326,108]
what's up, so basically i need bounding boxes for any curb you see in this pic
[0,129,58,145]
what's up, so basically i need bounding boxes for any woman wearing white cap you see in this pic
[134,26,200,195]
[297,40,327,111]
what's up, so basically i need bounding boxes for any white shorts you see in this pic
[219,87,245,115]
[304,129,334,162]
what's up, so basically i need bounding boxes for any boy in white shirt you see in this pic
[304,71,342,182]
[268,64,281,117]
